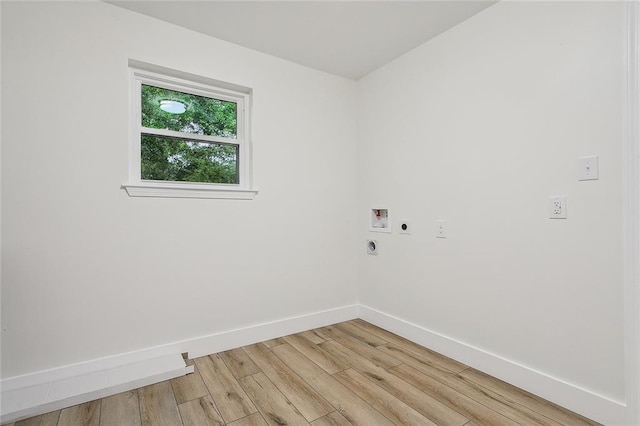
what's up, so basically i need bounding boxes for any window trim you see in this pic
[122,61,257,200]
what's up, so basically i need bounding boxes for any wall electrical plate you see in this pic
[436,220,447,238]
[578,155,599,181]
[399,221,410,234]
[549,196,567,219]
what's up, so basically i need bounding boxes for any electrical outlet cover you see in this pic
[549,196,567,219]
[436,220,447,238]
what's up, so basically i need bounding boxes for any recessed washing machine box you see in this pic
[370,208,390,233]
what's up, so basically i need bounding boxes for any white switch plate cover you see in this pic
[549,196,567,219]
[578,155,599,181]
[436,220,447,238]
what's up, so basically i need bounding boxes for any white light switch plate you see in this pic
[578,155,599,181]
[436,220,447,238]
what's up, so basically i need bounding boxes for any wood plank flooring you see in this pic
[8,320,601,426]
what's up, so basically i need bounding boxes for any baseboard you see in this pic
[180,304,360,359]
[0,304,359,423]
[358,305,627,426]
[1,303,627,424]
[1,353,191,424]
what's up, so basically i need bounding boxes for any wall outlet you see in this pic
[549,196,567,219]
[436,220,447,238]
[399,221,410,234]
[578,155,599,181]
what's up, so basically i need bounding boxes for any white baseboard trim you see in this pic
[181,304,359,359]
[0,304,359,423]
[1,303,626,425]
[1,353,191,424]
[359,305,627,426]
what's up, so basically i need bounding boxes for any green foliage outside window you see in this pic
[141,135,239,184]
[140,85,239,184]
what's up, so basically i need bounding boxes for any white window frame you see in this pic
[123,61,257,200]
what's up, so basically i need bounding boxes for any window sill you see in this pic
[122,182,258,200]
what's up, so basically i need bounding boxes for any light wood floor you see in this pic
[8,319,600,426]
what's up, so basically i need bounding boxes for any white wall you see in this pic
[1,0,632,421]
[357,1,626,404]
[0,1,358,378]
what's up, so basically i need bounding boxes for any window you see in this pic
[123,61,257,199]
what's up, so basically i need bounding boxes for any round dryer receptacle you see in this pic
[399,221,411,234]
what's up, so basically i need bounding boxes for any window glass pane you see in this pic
[141,85,237,138]
[141,134,238,184]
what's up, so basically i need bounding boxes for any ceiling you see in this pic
[108,1,496,80]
